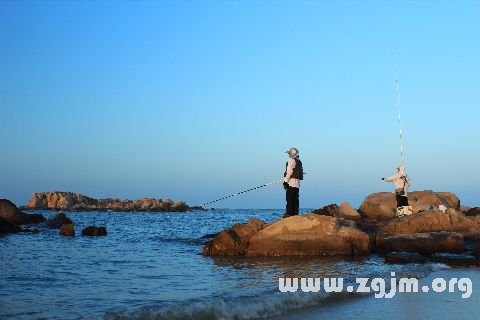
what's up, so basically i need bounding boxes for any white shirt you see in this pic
[284,158,300,188]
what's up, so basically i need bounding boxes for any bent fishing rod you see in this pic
[201,179,283,207]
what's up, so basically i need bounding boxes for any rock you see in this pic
[430,253,479,267]
[384,252,428,264]
[26,192,192,212]
[82,226,107,236]
[0,199,46,225]
[244,214,370,257]
[59,224,75,236]
[171,201,188,212]
[378,210,480,239]
[376,232,464,255]
[338,202,361,220]
[0,199,23,222]
[358,190,460,220]
[44,212,73,229]
[313,202,361,220]
[202,219,265,256]
[312,204,339,217]
[27,192,98,210]
[0,217,21,234]
[200,232,218,239]
[466,207,480,217]
[460,205,472,214]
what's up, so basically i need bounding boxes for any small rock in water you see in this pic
[45,212,73,229]
[82,226,107,236]
[384,252,428,264]
[60,223,75,236]
[430,253,479,267]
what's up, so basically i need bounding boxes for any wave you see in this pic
[101,290,362,320]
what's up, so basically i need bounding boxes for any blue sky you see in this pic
[1,1,479,208]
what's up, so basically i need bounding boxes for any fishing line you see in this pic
[201,179,283,207]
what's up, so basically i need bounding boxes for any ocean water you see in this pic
[0,209,450,320]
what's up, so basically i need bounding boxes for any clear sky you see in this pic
[1,1,479,209]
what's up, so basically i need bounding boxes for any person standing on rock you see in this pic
[283,147,303,218]
[382,164,410,209]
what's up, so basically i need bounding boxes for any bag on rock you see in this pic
[396,206,413,218]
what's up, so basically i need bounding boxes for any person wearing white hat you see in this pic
[283,147,303,218]
[382,164,410,208]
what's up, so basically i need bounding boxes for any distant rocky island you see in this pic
[23,191,200,212]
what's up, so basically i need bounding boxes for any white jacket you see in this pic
[284,158,300,188]
[385,165,410,195]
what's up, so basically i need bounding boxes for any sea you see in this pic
[0,209,471,320]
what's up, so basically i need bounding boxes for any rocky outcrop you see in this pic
[202,219,265,256]
[60,224,75,236]
[0,199,46,225]
[82,226,107,236]
[26,192,192,212]
[358,190,460,220]
[377,232,464,254]
[203,214,370,257]
[378,210,480,239]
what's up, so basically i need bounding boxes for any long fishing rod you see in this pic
[393,53,405,165]
[202,179,283,207]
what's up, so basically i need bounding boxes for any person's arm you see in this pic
[284,159,296,183]
[384,172,401,182]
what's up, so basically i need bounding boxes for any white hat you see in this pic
[285,147,299,158]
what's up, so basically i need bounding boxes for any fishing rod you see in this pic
[393,53,405,165]
[202,179,283,207]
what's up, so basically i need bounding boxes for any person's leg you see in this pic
[285,187,294,216]
[293,187,299,215]
[395,193,403,208]
[399,195,409,206]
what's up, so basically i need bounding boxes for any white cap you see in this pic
[285,147,299,158]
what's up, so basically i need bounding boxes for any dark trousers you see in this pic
[396,193,409,208]
[286,186,299,215]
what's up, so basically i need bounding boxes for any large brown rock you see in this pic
[0,199,46,225]
[358,190,460,220]
[244,214,370,257]
[0,199,23,222]
[378,210,480,239]
[202,219,265,256]
[377,232,464,254]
